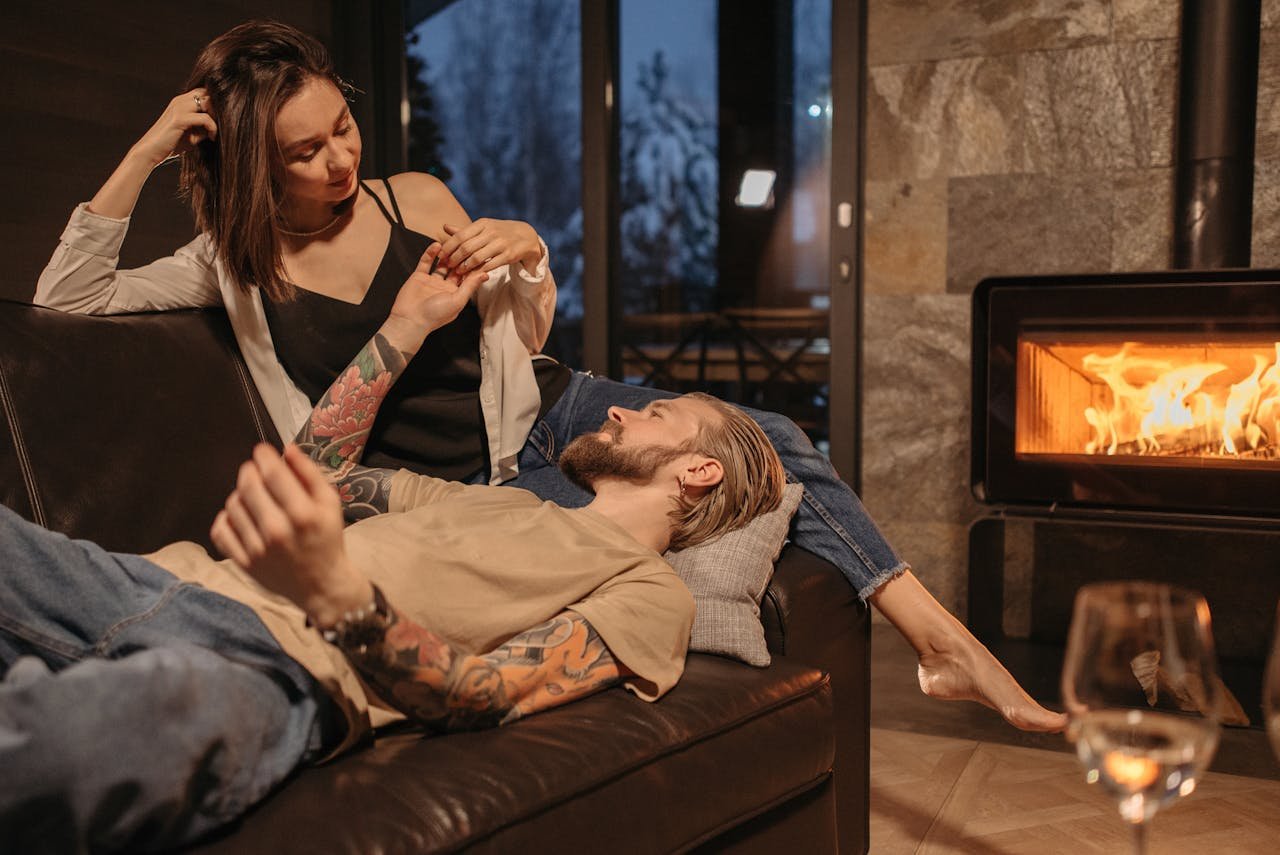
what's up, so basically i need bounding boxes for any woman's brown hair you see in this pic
[179,20,347,301]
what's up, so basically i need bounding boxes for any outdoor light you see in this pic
[736,169,776,208]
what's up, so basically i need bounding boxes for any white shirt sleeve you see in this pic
[35,203,221,314]
[487,237,555,355]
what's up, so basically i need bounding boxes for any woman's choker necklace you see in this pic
[276,213,343,238]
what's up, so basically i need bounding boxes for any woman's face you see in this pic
[274,77,361,206]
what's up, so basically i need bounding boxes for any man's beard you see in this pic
[559,426,689,493]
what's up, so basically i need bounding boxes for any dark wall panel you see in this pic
[0,0,334,301]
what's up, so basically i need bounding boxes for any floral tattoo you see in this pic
[296,333,407,518]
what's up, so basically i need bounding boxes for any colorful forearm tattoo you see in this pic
[344,609,623,732]
[295,333,408,518]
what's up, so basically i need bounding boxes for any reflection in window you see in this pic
[404,0,583,364]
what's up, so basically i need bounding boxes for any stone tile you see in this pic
[867,54,1026,181]
[1266,0,1280,30]
[861,294,973,525]
[1252,159,1280,267]
[1256,26,1280,161]
[1023,41,1177,173]
[865,176,948,295]
[1115,0,1180,41]
[1111,167,1174,271]
[868,0,1110,66]
[946,173,1113,294]
[860,293,977,615]
[877,520,972,616]
[1114,39,1179,168]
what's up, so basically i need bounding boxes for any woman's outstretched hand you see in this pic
[385,251,489,347]
[131,87,219,167]
[428,219,543,278]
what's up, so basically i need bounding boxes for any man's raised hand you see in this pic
[210,444,373,626]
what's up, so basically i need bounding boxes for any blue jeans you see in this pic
[0,505,339,853]
[501,372,907,600]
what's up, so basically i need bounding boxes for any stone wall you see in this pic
[860,0,1280,618]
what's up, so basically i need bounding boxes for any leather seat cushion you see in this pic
[190,655,833,854]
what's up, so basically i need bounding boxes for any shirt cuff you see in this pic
[514,237,550,285]
[60,202,132,258]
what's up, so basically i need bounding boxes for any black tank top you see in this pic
[262,179,568,481]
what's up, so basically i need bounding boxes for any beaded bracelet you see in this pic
[308,583,394,654]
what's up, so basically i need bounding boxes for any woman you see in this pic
[38,20,559,484]
[36,20,1064,732]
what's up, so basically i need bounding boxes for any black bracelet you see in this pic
[308,584,394,654]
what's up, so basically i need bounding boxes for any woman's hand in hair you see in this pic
[88,88,220,218]
[429,219,544,278]
[129,88,219,167]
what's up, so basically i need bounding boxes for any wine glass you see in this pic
[1061,582,1222,855]
[1265,603,1280,760]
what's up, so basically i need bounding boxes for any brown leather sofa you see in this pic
[0,299,871,853]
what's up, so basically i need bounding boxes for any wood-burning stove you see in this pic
[973,270,1280,520]
[967,271,1280,735]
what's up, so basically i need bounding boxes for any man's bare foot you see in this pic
[870,570,1068,733]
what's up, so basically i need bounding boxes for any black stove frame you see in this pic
[971,270,1280,521]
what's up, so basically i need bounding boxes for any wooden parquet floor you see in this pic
[869,728,1280,853]
[869,623,1280,853]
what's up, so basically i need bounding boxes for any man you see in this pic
[0,261,786,852]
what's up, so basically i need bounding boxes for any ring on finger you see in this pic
[194,94,205,111]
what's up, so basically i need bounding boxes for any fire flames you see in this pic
[1082,342,1280,459]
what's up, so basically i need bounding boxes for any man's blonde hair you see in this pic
[667,393,786,550]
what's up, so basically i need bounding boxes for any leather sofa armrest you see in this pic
[761,543,871,855]
[761,544,866,661]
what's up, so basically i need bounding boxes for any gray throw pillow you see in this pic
[664,483,804,667]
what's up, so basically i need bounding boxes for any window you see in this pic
[404,0,584,364]
[403,0,843,453]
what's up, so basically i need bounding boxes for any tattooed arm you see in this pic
[210,445,626,727]
[293,330,406,521]
[293,253,489,521]
[345,608,626,732]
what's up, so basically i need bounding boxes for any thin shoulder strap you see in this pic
[361,180,397,225]
[382,177,407,225]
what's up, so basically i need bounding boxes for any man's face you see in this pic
[559,397,717,491]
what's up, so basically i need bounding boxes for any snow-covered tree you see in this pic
[406,0,583,347]
[619,51,718,314]
[405,29,450,182]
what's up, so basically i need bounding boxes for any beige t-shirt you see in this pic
[146,471,694,757]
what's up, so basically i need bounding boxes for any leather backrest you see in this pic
[0,300,279,554]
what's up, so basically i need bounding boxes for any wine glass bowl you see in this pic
[1061,582,1222,852]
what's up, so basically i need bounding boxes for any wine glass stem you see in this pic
[1130,821,1148,855]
